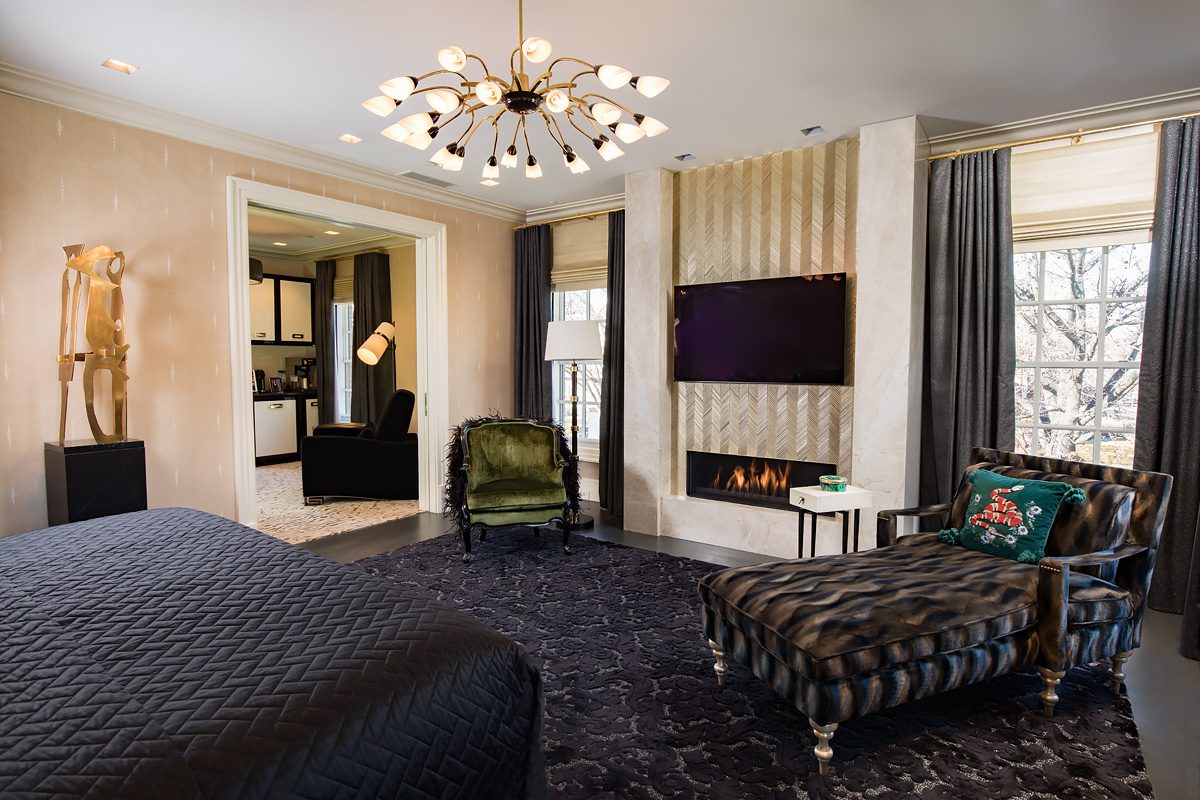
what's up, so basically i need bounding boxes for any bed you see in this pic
[0,508,545,799]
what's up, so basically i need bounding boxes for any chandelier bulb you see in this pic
[593,135,624,161]
[596,64,633,90]
[589,102,622,126]
[525,155,543,179]
[430,143,456,167]
[564,150,590,174]
[544,89,570,114]
[635,113,669,137]
[379,76,417,102]
[475,80,503,106]
[381,122,412,143]
[612,121,645,144]
[521,36,553,64]
[362,95,398,117]
[482,156,500,179]
[630,75,670,98]
[437,45,468,72]
[425,89,462,115]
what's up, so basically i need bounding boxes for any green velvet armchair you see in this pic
[445,418,580,562]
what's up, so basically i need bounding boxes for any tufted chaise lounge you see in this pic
[698,448,1172,775]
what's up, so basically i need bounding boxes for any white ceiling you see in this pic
[247,206,412,259]
[2,1,1199,212]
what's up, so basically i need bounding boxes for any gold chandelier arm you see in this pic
[521,116,533,157]
[459,113,491,147]
[565,108,599,143]
[416,68,461,83]
[576,92,635,116]
[489,116,502,158]
[509,46,524,78]
[539,110,568,151]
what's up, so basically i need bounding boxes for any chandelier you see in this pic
[361,0,668,184]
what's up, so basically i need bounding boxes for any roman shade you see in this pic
[1010,126,1158,245]
[550,216,608,291]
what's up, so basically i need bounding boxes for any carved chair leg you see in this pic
[1109,651,1132,693]
[708,639,728,687]
[461,524,474,563]
[1038,667,1066,718]
[478,527,487,542]
[809,720,838,776]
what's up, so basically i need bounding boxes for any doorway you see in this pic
[226,178,449,530]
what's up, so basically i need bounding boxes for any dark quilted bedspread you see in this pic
[0,508,545,799]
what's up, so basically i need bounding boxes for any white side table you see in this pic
[788,485,873,558]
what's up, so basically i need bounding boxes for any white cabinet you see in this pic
[278,280,313,344]
[254,398,297,457]
[249,278,276,341]
[304,398,319,437]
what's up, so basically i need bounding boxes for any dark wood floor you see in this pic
[303,502,1200,800]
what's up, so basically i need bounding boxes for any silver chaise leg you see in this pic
[708,639,728,687]
[1109,650,1132,693]
[809,720,838,776]
[1038,666,1066,718]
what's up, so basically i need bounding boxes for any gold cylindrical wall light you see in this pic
[356,321,396,365]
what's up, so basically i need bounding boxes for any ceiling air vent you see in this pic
[398,171,457,189]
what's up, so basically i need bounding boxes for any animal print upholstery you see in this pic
[699,534,1038,681]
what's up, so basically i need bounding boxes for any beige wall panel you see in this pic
[0,93,513,535]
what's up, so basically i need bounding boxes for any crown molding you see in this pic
[250,234,412,263]
[0,62,526,223]
[926,86,1200,155]
[523,193,625,225]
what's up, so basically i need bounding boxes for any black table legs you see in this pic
[797,509,865,559]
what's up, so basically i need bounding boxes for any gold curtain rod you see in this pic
[927,110,1197,161]
[512,207,624,231]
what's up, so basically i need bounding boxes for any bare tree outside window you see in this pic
[1014,241,1149,466]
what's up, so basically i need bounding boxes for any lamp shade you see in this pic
[357,321,396,365]
[544,320,603,362]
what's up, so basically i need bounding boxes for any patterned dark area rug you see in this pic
[354,531,1152,799]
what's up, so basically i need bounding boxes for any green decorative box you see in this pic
[819,475,848,492]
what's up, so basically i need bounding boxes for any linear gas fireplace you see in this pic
[686,451,836,511]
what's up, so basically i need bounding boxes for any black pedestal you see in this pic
[44,439,148,525]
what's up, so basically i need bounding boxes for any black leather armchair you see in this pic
[300,390,419,504]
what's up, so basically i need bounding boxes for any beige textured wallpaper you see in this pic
[672,141,858,491]
[0,92,514,535]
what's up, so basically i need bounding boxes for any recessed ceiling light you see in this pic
[480,179,500,187]
[337,133,363,144]
[801,126,825,137]
[101,58,139,75]
[323,230,340,235]
[674,153,696,162]
[272,241,288,247]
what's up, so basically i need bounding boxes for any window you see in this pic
[333,301,355,422]
[1013,240,1150,466]
[551,288,606,454]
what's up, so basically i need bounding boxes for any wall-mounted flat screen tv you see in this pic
[673,273,847,384]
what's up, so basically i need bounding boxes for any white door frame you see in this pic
[225,177,450,527]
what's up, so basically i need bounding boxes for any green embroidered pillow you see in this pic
[939,469,1085,563]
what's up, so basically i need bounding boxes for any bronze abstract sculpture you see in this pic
[57,244,129,444]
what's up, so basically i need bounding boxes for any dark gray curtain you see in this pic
[514,225,552,419]
[1134,117,1200,656]
[920,149,1016,506]
[599,211,625,517]
[350,252,394,425]
[314,260,336,424]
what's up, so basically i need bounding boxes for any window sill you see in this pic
[575,440,600,464]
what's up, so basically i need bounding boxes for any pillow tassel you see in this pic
[1064,486,1087,505]
[938,528,961,545]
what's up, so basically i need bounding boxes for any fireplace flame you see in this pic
[712,459,792,498]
